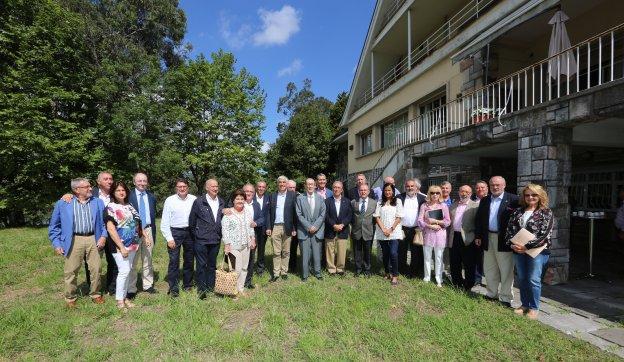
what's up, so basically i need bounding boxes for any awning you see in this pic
[451,0,559,63]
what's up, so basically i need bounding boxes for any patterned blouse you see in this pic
[373,199,404,240]
[505,207,554,250]
[222,207,254,250]
[104,202,141,253]
[417,202,451,248]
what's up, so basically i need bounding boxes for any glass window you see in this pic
[381,113,407,148]
[360,132,372,155]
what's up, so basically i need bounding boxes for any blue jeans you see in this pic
[514,252,549,310]
[380,239,399,277]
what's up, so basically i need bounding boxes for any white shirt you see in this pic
[256,194,265,210]
[245,201,255,222]
[98,192,111,206]
[373,199,404,240]
[334,197,342,217]
[521,210,534,228]
[274,192,287,224]
[358,198,369,213]
[307,193,315,212]
[402,194,420,227]
[160,193,197,240]
[205,194,220,222]
[488,193,504,232]
[135,189,152,225]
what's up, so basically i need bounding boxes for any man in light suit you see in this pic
[127,172,158,297]
[267,175,297,282]
[48,178,107,307]
[350,183,377,277]
[189,178,224,299]
[474,176,519,307]
[448,185,479,291]
[296,178,326,281]
[324,181,352,276]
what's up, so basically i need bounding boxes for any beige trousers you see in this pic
[64,235,102,301]
[229,247,250,292]
[128,227,154,293]
[484,232,515,303]
[325,237,348,273]
[271,225,291,276]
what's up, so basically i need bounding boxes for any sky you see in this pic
[179,0,376,149]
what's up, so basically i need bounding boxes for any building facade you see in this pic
[338,0,624,283]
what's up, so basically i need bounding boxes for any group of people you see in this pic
[49,171,554,319]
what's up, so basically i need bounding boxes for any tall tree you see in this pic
[162,51,266,195]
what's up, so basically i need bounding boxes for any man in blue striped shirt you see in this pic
[49,178,107,308]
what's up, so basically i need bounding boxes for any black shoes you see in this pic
[144,287,158,294]
[269,276,279,282]
[281,275,288,280]
[126,292,136,300]
[169,291,179,298]
[244,283,256,289]
[315,275,323,280]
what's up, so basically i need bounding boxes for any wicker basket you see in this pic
[215,254,239,296]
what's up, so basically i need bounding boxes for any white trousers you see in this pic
[483,232,515,303]
[113,250,136,301]
[229,246,250,293]
[128,228,154,293]
[423,245,445,285]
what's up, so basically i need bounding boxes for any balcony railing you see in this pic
[369,22,624,188]
[356,0,497,112]
[378,0,408,32]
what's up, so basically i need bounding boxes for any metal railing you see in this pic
[378,0,408,32]
[356,0,497,111]
[368,22,624,188]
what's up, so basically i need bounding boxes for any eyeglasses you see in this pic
[430,192,441,195]
[524,194,539,198]
[76,185,92,189]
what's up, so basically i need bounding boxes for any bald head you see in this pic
[383,176,395,185]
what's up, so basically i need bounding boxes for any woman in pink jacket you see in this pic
[418,185,451,286]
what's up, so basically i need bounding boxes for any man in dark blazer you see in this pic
[324,181,352,276]
[254,181,271,275]
[189,178,224,299]
[266,175,297,281]
[398,178,427,278]
[243,183,264,289]
[348,173,377,201]
[127,172,157,297]
[474,176,519,307]
[350,183,377,276]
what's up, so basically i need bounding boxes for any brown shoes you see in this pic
[92,296,105,304]
[526,310,539,320]
[66,300,77,308]
[514,307,527,315]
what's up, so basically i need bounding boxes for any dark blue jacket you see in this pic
[268,191,297,234]
[189,194,224,245]
[324,196,353,239]
[129,188,157,244]
[256,194,271,232]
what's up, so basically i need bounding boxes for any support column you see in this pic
[517,126,572,284]
[407,9,412,70]
[371,51,375,98]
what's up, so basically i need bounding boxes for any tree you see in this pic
[266,80,337,183]
[162,51,266,196]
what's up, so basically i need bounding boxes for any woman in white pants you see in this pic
[222,189,256,297]
[417,185,451,287]
[105,181,142,309]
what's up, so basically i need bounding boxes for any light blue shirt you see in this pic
[72,198,94,234]
[274,192,287,224]
[135,189,152,225]
[488,193,504,232]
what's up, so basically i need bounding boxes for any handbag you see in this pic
[214,254,239,296]
[412,228,424,245]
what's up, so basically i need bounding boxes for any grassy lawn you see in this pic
[0,224,618,361]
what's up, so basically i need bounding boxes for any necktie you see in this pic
[139,192,147,226]
[360,199,366,213]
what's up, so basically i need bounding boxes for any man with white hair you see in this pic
[267,175,297,282]
[287,179,301,271]
[474,176,519,307]
[373,176,400,200]
[399,178,426,278]
[127,172,157,298]
[297,178,326,281]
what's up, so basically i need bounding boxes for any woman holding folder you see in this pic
[417,185,451,287]
[505,183,553,320]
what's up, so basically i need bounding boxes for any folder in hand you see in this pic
[510,228,546,258]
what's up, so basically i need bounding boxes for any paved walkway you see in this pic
[474,278,624,358]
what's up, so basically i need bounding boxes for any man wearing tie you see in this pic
[399,178,426,278]
[189,179,224,299]
[448,185,479,291]
[324,181,352,276]
[254,181,271,275]
[474,176,519,307]
[351,183,377,277]
[127,172,157,297]
[297,178,326,281]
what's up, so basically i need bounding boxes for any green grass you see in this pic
[0,224,618,361]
